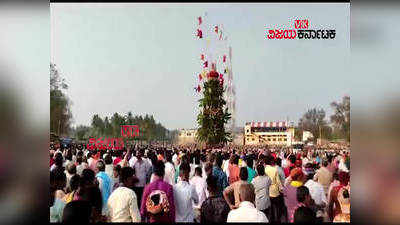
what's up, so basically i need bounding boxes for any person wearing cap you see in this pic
[283,167,305,223]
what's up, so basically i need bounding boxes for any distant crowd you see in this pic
[50,142,350,223]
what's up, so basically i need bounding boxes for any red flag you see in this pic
[214,26,218,34]
[203,61,208,68]
[198,16,202,25]
[197,85,201,92]
[200,54,204,61]
[199,73,202,81]
[223,55,226,63]
[196,29,203,38]
[219,73,223,79]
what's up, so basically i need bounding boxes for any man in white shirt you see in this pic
[227,183,269,223]
[174,162,199,222]
[164,152,176,185]
[303,164,327,220]
[189,166,207,222]
[107,167,141,222]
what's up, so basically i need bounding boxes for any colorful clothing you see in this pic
[140,178,175,223]
[212,166,228,197]
[247,167,256,183]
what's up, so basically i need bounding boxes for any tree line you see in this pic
[71,112,172,142]
[296,95,350,142]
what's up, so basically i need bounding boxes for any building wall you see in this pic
[244,125,295,146]
[177,129,197,145]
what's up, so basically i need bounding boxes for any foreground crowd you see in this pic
[50,144,350,223]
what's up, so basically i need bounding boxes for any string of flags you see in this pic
[194,14,230,93]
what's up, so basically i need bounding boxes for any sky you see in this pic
[51,3,350,130]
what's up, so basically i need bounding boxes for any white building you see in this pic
[177,129,197,145]
[244,121,295,146]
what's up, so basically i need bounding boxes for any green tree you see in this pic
[298,108,332,140]
[330,95,350,141]
[196,76,231,146]
[50,63,73,136]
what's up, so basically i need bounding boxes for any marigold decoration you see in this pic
[198,16,202,25]
[208,70,219,78]
[203,61,208,68]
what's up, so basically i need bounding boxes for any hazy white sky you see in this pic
[51,3,350,130]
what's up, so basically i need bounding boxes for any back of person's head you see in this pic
[205,162,213,175]
[239,166,248,181]
[96,160,105,172]
[239,183,255,203]
[80,186,102,213]
[265,155,273,165]
[297,186,310,203]
[289,155,296,164]
[50,168,66,190]
[76,156,83,165]
[153,160,165,177]
[179,162,190,175]
[166,152,172,162]
[215,154,223,168]
[293,206,316,223]
[195,166,202,177]
[69,174,80,191]
[206,175,218,193]
[80,169,96,187]
[65,150,73,161]
[246,158,253,169]
[233,154,239,165]
[322,160,329,167]
[120,166,134,183]
[54,153,63,167]
[256,164,265,176]
[104,154,112,165]
[66,163,76,175]
[62,200,92,223]
[276,158,282,167]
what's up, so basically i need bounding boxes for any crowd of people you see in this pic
[50,142,350,223]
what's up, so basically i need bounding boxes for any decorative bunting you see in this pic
[223,55,226,63]
[214,25,218,34]
[199,73,202,81]
[198,16,202,25]
[196,29,203,38]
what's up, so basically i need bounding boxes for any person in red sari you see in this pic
[328,171,350,221]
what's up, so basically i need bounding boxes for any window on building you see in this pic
[268,138,271,141]
[273,138,276,141]
[252,138,255,141]
[284,138,287,141]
